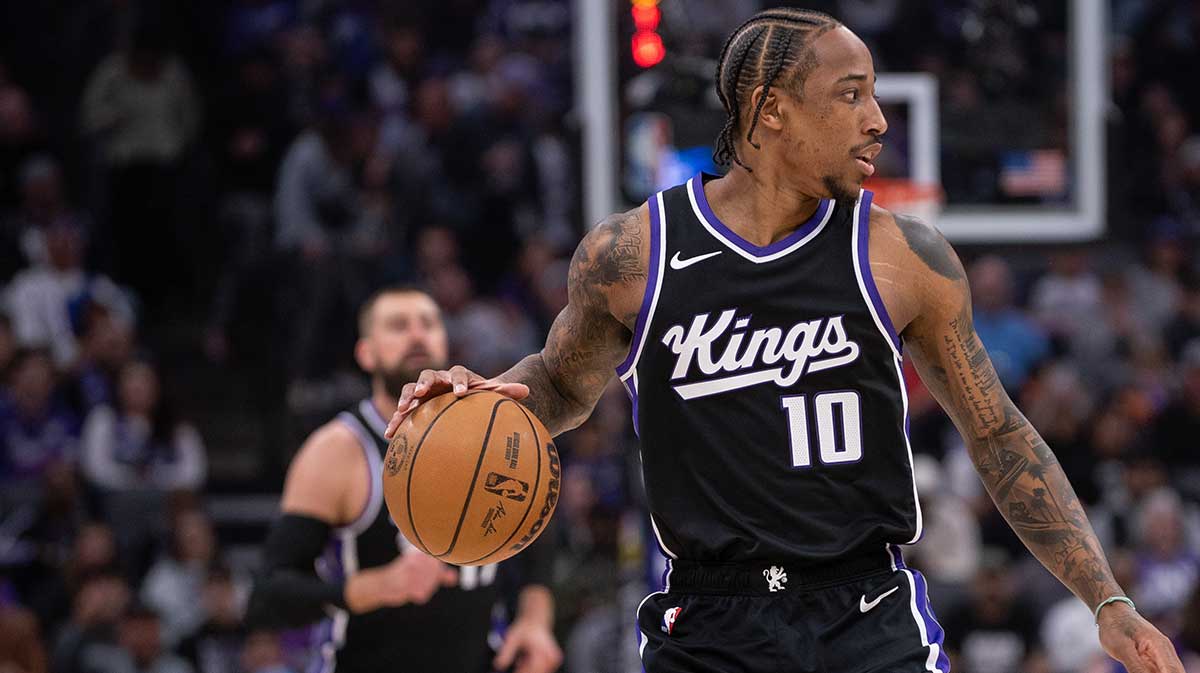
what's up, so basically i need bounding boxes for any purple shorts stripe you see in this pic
[306,619,335,673]
[855,190,902,353]
[616,194,663,377]
[911,570,952,672]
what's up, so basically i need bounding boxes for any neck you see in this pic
[706,165,824,247]
[370,385,398,426]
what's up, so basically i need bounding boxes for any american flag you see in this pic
[999,149,1067,197]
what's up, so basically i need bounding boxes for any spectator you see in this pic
[0,348,79,491]
[0,603,48,673]
[426,263,539,375]
[368,19,424,117]
[943,554,1045,673]
[1039,596,1104,673]
[140,509,219,650]
[273,97,386,388]
[23,522,118,631]
[907,454,981,607]
[1030,248,1103,348]
[73,306,136,414]
[1071,270,1163,388]
[969,255,1049,391]
[179,566,245,673]
[80,359,205,572]
[1165,273,1200,362]
[80,21,199,168]
[5,220,134,371]
[1130,488,1200,623]
[52,571,131,673]
[1170,135,1200,231]
[0,66,43,209]
[1,155,92,281]
[237,632,293,673]
[83,603,193,673]
[1126,222,1186,333]
[1151,340,1200,501]
[81,359,205,494]
[80,18,200,318]
[0,314,16,375]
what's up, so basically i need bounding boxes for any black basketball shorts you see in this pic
[636,548,951,673]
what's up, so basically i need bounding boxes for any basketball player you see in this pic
[248,287,562,673]
[385,10,1185,673]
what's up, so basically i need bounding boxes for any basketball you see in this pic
[382,390,560,566]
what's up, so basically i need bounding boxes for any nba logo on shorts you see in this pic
[661,607,682,634]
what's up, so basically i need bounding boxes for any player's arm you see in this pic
[885,211,1182,672]
[387,206,648,438]
[245,423,454,628]
[496,206,646,434]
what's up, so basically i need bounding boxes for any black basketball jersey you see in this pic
[617,172,921,567]
[311,400,500,673]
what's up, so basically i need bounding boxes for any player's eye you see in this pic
[842,89,859,102]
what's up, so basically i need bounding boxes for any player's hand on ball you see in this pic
[345,549,458,612]
[384,365,529,439]
[1097,603,1185,673]
[493,618,562,673]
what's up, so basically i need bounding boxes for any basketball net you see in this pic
[865,178,943,225]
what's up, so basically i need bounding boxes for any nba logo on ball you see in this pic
[661,607,682,634]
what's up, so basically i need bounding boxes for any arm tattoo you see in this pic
[497,209,646,435]
[939,302,1121,609]
[899,213,1122,611]
[895,214,963,282]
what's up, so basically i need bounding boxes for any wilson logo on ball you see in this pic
[510,443,560,552]
[483,472,530,501]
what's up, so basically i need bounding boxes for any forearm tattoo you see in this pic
[498,208,644,436]
[898,213,1121,609]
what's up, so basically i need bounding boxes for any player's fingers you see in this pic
[385,396,419,439]
[413,369,447,396]
[521,646,561,673]
[449,365,475,395]
[1151,643,1185,673]
[440,567,459,586]
[492,632,520,669]
[408,580,436,605]
[397,382,417,408]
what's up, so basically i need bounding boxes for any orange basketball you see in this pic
[382,390,560,566]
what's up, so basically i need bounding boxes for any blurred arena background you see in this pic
[0,1,1198,672]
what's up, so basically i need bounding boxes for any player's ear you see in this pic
[751,85,785,132]
[353,338,375,372]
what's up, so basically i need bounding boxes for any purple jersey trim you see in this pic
[692,171,831,257]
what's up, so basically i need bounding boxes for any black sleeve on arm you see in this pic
[245,513,348,629]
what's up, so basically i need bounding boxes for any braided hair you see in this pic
[712,8,841,171]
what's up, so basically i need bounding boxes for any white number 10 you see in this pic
[781,391,863,468]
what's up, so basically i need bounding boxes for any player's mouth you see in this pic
[852,143,883,177]
[403,348,432,364]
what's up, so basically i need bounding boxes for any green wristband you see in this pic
[1093,595,1136,625]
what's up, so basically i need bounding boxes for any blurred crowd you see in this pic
[0,1,1196,673]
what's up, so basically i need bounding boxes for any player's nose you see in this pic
[864,95,888,137]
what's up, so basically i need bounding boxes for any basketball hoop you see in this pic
[865,178,943,225]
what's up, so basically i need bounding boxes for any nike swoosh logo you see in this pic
[859,586,900,613]
[669,250,722,270]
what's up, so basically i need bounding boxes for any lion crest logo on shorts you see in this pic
[483,472,529,502]
[763,565,788,592]
[661,607,682,634]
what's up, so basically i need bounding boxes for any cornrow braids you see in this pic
[712,8,841,171]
